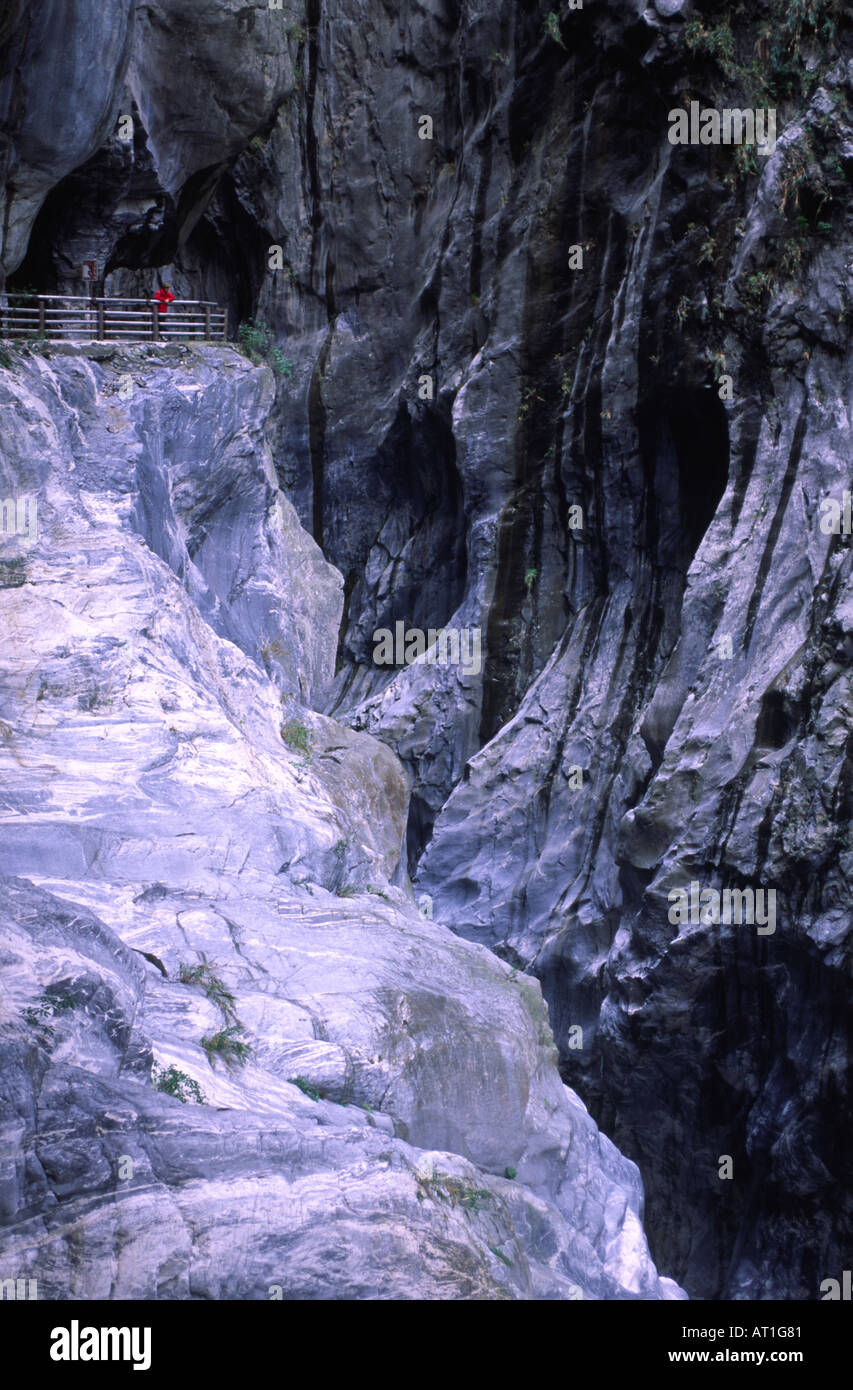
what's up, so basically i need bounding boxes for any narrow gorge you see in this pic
[1,0,851,1305]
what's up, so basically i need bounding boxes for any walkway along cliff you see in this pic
[1,0,851,1301]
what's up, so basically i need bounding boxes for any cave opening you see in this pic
[638,384,731,574]
[755,689,796,749]
[672,387,730,563]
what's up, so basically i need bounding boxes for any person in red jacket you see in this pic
[153,284,175,314]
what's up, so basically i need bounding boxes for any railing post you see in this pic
[151,305,159,341]
[96,301,105,339]
[38,299,45,336]
[204,305,211,341]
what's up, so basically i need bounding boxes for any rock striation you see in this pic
[2,0,852,1299]
[0,346,680,1300]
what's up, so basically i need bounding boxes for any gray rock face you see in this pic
[2,0,851,1303]
[416,64,853,1297]
[0,347,679,1300]
[0,0,134,276]
[128,1,296,226]
[0,342,341,705]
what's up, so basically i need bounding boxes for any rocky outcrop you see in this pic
[2,0,851,1300]
[0,346,679,1299]
[1,863,677,1300]
[416,42,853,1299]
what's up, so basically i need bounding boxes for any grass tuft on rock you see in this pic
[290,1075,325,1101]
[178,958,237,1020]
[201,1023,251,1069]
[152,1063,206,1104]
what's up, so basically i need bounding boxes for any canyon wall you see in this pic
[2,0,852,1298]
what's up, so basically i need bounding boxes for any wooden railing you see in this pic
[0,295,228,343]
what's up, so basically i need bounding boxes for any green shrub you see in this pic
[684,19,737,77]
[290,1075,325,1101]
[517,385,544,422]
[504,1165,517,1180]
[741,269,775,309]
[237,319,293,377]
[23,988,77,1023]
[734,142,759,182]
[687,0,841,103]
[201,1023,251,1069]
[779,234,807,279]
[280,718,312,756]
[416,1172,492,1214]
[152,1063,206,1104]
[178,959,237,1020]
[705,349,727,382]
[22,1005,50,1026]
[543,12,565,49]
[775,0,841,54]
[269,347,291,376]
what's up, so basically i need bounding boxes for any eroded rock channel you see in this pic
[1,0,851,1301]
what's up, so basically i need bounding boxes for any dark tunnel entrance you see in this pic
[672,387,730,563]
[639,385,731,573]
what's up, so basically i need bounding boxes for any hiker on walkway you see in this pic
[153,284,175,314]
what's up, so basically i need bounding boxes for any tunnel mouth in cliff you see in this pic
[11,125,260,334]
[10,110,174,295]
[638,384,731,572]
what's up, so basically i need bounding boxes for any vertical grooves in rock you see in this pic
[308,334,330,548]
[743,396,809,651]
[2,0,853,1307]
[305,0,323,282]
